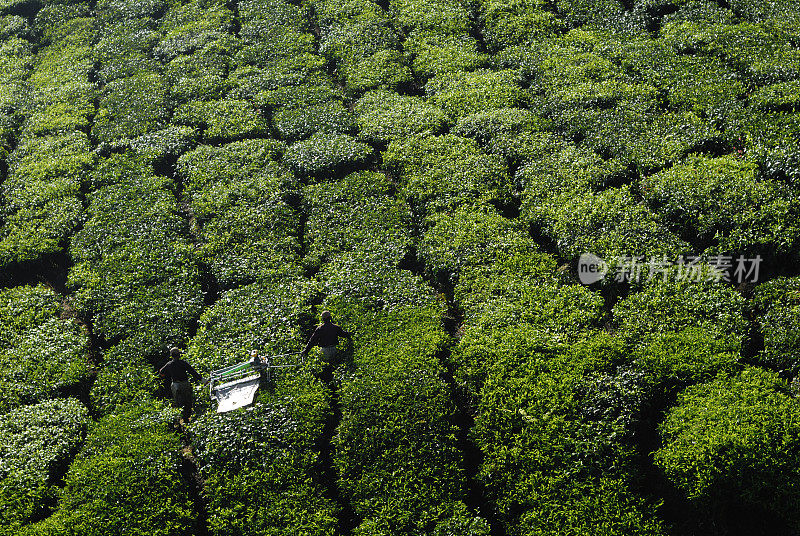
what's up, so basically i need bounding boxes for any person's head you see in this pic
[170,347,182,359]
[321,310,332,323]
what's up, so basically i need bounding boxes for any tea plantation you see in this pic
[1,0,800,534]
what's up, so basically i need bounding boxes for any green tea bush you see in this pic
[523,184,687,263]
[612,275,747,347]
[383,134,512,214]
[154,0,233,60]
[190,371,338,536]
[404,32,487,79]
[25,404,194,536]
[455,108,557,169]
[0,14,28,39]
[418,205,539,280]
[655,368,800,533]
[128,125,198,162]
[750,81,800,113]
[324,298,475,533]
[178,143,301,287]
[318,252,437,310]
[426,69,527,120]
[336,364,465,532]
[469,333,666,535]
[188,279,318,372]
[751,277,800,376]
[477,0,564,51]
[93,21,160,83]
[257,84,344,111]
[284,132,373,177]
[0,317,90,412]
[734,111,800,184]
[354,90,449,144]
[165,49,233,103]
[177,139,289,215]
[555,0,626,28]
[389,0,471,34]
[272,100,355,140]
[68,159,203,357]
[304,171,412,269]
[0,132,91,267]
[90,342,162,416]
[0,399,89,536]
[92,72,170,143]
[642,155,800,256]
[173,98,269,141]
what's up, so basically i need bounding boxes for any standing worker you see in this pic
[159,348,206,423]
[301,310,352,360]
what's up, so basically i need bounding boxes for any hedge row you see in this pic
[0,14,95,269]
[68,156,203,371]
[183,266,335,534]
[300,168,485,533]
[313,0,411,95]
[177,139,303,288]
[0,399,89,535]
[21,404,196,536]
[390,0,486,79]
[0,285,91,413]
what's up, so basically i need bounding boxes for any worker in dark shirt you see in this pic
[159,348,206,422]
[301,310,352,360]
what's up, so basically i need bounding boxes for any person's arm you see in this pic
[158,361,170,378]
[337,325,353,339]
[301,327,319,354]
[183,361,203,383]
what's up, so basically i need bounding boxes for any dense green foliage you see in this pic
[2,0,800,534]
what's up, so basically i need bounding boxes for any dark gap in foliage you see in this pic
[0,250,70,292]
[314,362,359,536]
[178,442,211,536]
[227,0,242,37]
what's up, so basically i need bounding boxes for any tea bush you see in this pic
[284,133,373,177]
[655,368,800,534]
[189,279,318,372]
[0,399,89,536]
[0,132,91,267]
[612,275,747,347]
[326,298,477,533]
[272,100,355,141]
[383,134,512,214]
[304,171,412,269]
[24,404,194,536]
[68,158,203,358]
[522,184,688,263]
[173,98,269,142]
[418,205,539,280]
[477,0,564,51]
[189,370,338,536]
[354,90,450,144]
[404,32,487,79]
[426,69,527,120]
[643,155,800,257]
[178,142,301,287]
[750,277,800,375]
[469,333,666,535]
[92,72,170,144]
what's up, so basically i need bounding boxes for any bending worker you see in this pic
[301,310,352,360]
[159,348,206,422]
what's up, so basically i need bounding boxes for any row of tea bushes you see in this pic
[0,399,89,535]
[312,0,411,96]
[301,168,488,534]
[0,10,95,269]
[0,285,91,413]
[177,139,303,289]
[21,404,196,536]
[68,155,203,409]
